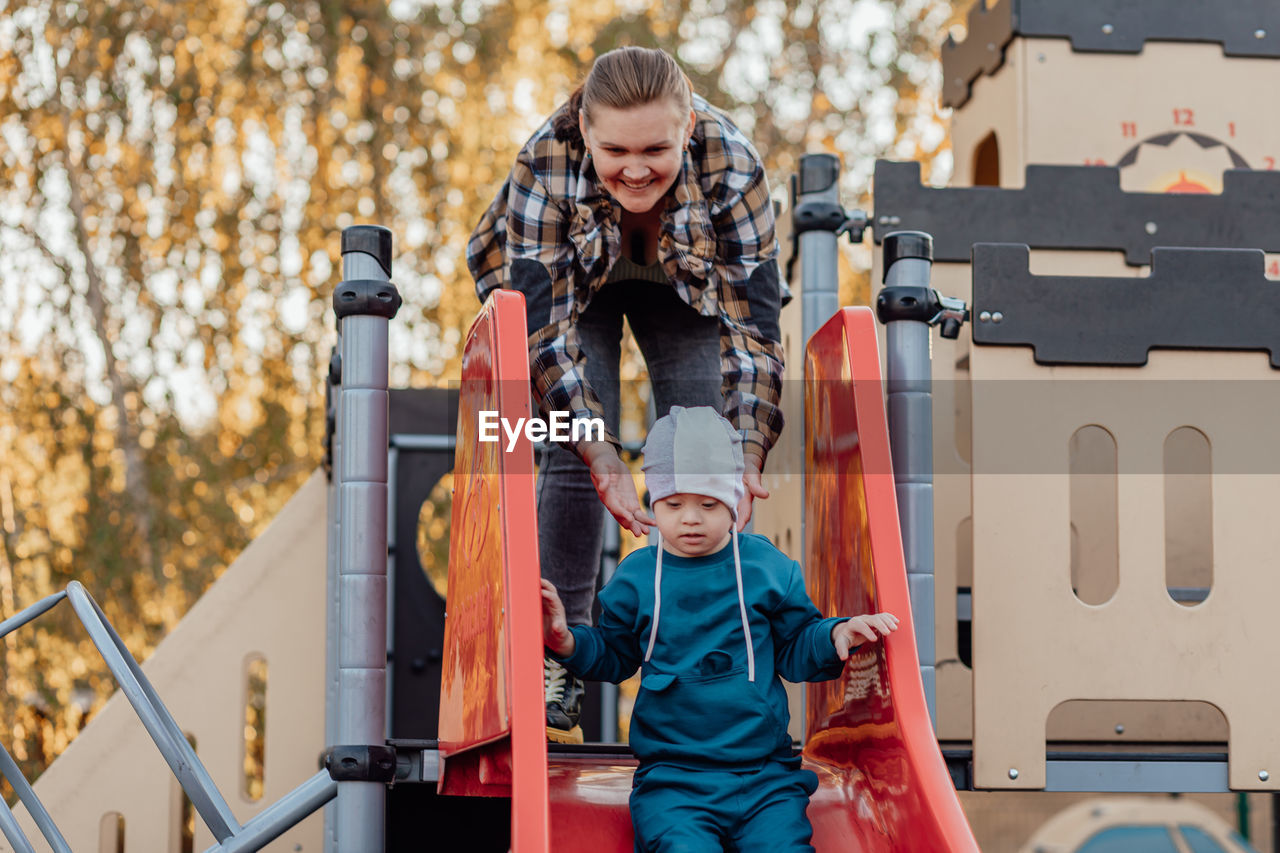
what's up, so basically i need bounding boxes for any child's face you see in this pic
[653,492,734,558]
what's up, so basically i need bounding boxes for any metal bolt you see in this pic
[1009,768,1020,780]
[1256,29,1267,40]
[1037,53,1046,63]
[1261,770,1271,781]
[979,311,992,323]
[1145,221,1158,235]
[1115,724,1125,735]
[992,312,1004,323]
[1101,23,1114,35]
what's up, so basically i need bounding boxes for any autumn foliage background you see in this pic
[0,0,969,794]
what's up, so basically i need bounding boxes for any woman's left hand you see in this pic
[735,454,769,531]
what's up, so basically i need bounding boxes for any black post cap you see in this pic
[883,231,934,268]
[797,152,840,195]
[341,225,393,277]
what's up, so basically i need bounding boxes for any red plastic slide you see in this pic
[799,307,978,851]
[439,294,979,851]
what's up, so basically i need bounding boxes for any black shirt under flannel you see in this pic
[468,95,786,463]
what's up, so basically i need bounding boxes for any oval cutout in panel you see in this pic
[99,812,125,853]
[1069,425,1118,605]
[243,657,267,802]
[417,473,453,600]
[972,130,1000,187]
[1048,699,1227,743]
[1165,427,1213,607]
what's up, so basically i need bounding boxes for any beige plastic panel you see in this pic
[949,36,1026,189]
[952,39,1280,189]
[6,472,328,850]
[969,347,1280,790]
[872,249,1155,741]
[933,24,1280,761]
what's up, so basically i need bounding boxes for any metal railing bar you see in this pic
[0,740,69,853]
[64,582,242,841]
[0,591,68,640]
[203,771,338,853]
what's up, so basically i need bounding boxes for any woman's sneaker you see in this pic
[545,656,585,743]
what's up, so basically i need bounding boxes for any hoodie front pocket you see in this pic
[631,668,783,761]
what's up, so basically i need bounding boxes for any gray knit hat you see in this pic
[640,405,756,680]
[642,406,745,520]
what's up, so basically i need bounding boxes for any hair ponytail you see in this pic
[552,85,586,147]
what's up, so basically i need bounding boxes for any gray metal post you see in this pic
[329,225,401,851]
[876,231,939,729]
[323,330,341,853]
[794,154,843,347]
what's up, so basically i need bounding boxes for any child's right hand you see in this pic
[832,612,899,660]
[541,579,576,658]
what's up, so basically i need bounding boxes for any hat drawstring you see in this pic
[644,533,664,664]
[732,527,755,682]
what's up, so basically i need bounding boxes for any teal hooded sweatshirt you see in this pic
[558,533,848,767]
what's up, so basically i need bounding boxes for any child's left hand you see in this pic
[832,612,899,660]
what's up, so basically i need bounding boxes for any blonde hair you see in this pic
[554,46,694,146]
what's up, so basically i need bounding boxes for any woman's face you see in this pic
[580,99,695,214]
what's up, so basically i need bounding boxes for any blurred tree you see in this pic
[0,0,966,793]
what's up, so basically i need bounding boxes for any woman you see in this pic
[468,46,785,742]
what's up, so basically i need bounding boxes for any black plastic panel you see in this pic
[387,387,610,744]
[941,0,1014,110]
[389,388,457,741]
[942,0,1280,108]
[971,243,1280,367]
[872,160,1280,265]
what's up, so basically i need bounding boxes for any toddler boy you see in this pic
[541,406,897,852]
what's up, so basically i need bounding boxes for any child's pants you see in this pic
[629,759,820,853]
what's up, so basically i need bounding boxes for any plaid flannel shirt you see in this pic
[468,95,787,463]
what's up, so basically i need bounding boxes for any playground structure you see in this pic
[3,1,1280,850]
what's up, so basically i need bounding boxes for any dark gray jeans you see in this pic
[538,280,722,626]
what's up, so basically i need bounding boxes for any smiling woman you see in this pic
[467,45,786,745]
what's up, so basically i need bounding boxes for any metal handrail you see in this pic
[0,582,337,852]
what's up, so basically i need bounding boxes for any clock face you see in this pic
[1012,39,1280,276]
[1013,40,1278,181]
[1113,129,1253,194]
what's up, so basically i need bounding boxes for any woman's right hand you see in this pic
[580,441,654,537]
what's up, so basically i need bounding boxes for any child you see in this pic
[540,406,898,852]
